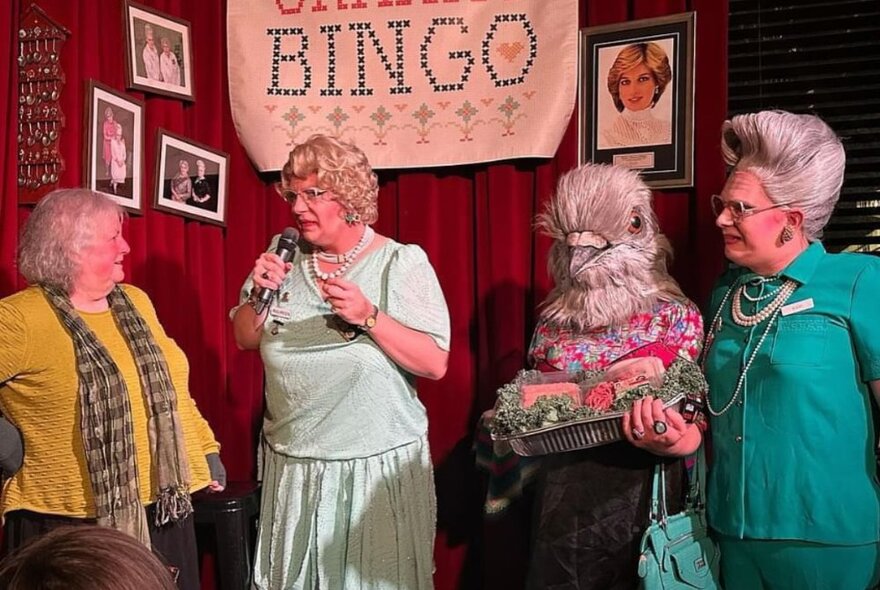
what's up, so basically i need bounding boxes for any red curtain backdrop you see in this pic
[0,1,727,589]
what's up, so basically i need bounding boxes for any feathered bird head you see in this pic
[537,163,685,331]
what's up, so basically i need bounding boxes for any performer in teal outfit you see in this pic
[703,110,880,590]
[231,135,450,590]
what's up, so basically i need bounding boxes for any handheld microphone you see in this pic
[253,227,300,314]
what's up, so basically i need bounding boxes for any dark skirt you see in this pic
[2,506,200,590]
[526,441,687,590]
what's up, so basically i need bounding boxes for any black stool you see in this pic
[193,481,261,590]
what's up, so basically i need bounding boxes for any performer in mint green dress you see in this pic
[232,135,450,590]
[703,110,880,590]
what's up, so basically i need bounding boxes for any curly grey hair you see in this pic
[18,188,123,293]
[720,110,844,242]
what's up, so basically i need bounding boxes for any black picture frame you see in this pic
[578,12,695,188]
[83,80,145,213]
[153,129,228,226]
[123,0,194,102]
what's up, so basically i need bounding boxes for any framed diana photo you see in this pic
[123,0,194,101]
[84,80,144,213]
[578,12,695,189]
[153,130,228,226]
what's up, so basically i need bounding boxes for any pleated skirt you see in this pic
[253,435,436,590]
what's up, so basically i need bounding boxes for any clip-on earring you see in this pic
[344,211,361,226]
[780,224,795,244]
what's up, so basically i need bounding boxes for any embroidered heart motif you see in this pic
[437,101,451,110]
[480,98,494,106]
[522,91,536,100]
[352,105,365,113]
[307,105,322,113]
[394,104,408,112]
[497,41,524,62]
[264,104,278,113]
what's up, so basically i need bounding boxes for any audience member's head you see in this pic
[0,526,177,590]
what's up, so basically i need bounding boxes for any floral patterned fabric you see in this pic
[529,299,703,372]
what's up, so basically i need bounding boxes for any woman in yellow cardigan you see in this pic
[0,188,224,590]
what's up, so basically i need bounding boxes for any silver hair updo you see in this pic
[720,110,844,242]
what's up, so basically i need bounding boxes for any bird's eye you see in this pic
[628,211,643,234]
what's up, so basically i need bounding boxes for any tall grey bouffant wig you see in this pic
[720,110,844,242]
[537,163,685,331]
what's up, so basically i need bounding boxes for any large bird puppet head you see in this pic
[537,163,685,331]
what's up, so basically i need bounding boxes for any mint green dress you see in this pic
[238,237,450,590]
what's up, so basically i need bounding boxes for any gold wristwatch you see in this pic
[362,305,379,330]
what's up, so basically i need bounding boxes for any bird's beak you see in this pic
[569,246,604,277]
[566,231,610,277]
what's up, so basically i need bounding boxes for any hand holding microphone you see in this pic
[251,227,299,314]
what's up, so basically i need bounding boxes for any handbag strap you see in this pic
[687,444,708,510]
[648,460,668,524]
[648,445,708,526]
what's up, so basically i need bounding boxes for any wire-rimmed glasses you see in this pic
[710,194,791,222]
[275,184,328,204]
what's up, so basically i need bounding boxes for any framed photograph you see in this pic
[578,12,695,189]
[83,80,144,213]
[153,129,228,226]
[123,0,194,101]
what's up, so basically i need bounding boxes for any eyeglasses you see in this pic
[275,184,328,204]
[710,194,791,222]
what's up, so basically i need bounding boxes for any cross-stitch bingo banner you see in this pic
[227,0,578,170]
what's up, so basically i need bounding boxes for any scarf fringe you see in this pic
[154,485,194,527]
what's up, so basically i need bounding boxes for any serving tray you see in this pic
[491,394,684,456]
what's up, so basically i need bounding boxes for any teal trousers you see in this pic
[718,535,880,590]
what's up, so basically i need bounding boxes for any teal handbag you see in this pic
[637,447,721,589]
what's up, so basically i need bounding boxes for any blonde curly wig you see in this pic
[281,134,379,224]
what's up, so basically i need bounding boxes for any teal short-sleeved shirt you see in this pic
[704,242,880,544]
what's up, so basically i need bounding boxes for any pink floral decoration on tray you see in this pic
[489,341,708,441]
[583,381,616,411]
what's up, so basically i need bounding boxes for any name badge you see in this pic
[781,298,814,316]
[268,306,292,321]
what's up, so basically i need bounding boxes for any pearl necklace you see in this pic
[315,227,373,263]
[731,279,797,326]
[310,226,374,281]
[740,275,781,302]
[702,277,798,416]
